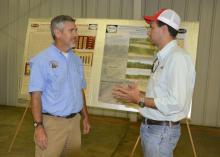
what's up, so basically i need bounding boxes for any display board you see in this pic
[19,18,199,116]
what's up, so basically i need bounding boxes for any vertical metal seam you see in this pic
[95,0,98,18]
[184,0,189,21]
[202,0,216,125]
[198,0,202,21]
[107,0,110,18]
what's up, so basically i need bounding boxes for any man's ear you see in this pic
[161,25,168,33]
[54,28,61,39]
[161,25,170,36]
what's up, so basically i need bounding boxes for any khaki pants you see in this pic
[35,113,81,157]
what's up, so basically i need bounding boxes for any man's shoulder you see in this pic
[30,46,52,64]
[168,46,194,69]
[170,46,192,60]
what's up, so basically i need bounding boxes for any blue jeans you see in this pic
[140,123,181,157]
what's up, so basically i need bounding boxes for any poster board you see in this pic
[19,18,199,118]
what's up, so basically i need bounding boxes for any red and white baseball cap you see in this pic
[144,9,181,31]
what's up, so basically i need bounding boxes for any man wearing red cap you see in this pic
[113,9,195,157]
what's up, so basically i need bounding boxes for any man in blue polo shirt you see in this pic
[29,15,90,157]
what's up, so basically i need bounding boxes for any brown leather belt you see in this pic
[142,118,180,126]
[43,112,79,119]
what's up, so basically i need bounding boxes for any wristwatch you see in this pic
[138,97,145,108]
[33,121,43,128]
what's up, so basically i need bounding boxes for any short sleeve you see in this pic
[29,59,46,93]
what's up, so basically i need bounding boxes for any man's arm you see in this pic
[31,92,43,123]
[31,91,48,150]
[112,84,157,109]
[81,89,90,134]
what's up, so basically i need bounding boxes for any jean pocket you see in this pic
[142,125,164,141]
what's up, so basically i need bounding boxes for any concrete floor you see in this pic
[0,105,220,157]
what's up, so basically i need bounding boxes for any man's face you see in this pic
[148,21,163,46]
[56,21,78,48]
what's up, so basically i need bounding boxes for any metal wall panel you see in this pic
[158,0,172,9]
[186,0,201,21]
[121,0,133,19]
[96,0,109,18]
[203,0,220,126]
[143,0,159,15]
[109,0,122,18]
[191,0,215,126]
[6,0,19,105]
[215,0,220,127]
[172,0,187,20]
[0,0,9,105]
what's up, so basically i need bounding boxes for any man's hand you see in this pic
[81,89,91,134]
[112,83,141,104]
[82,117,90,134]
[34,126,48,150]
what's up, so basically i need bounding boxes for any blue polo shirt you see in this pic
[29,44,86,116]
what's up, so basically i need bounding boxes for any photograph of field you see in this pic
[126,38,157,81]
[128,38,157,57]
[126,59,152,80]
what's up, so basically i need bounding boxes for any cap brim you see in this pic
[144,16,155,24]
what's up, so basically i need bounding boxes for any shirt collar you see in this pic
[156,40,177,62]
[50,43,73,57]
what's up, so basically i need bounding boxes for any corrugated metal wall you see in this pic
[0,0,220,127]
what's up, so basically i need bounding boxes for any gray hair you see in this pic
[50,15,75,40]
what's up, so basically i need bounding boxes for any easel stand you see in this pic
[130,119,198,157]
[8,102,30,153]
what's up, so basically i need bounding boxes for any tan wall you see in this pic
[0,0,220,127]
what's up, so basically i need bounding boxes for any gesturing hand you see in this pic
[112,83,141,104]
